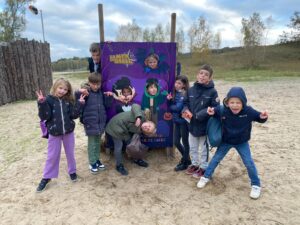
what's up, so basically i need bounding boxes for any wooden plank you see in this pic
[98,4,105,42]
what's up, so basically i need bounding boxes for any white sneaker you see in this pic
[197,176,210,188]
[250,185,261,199]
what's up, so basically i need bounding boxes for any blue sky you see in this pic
[0,0,298,61]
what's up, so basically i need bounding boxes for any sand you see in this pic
[0,78,299,225]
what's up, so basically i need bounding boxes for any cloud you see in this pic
[20,0,298,61]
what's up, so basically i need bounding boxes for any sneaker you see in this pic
[174,162,189,171]
[96,160,106,171]
[192,168,206,179]
[89,163,99,174]
[197,176,210,188]
[36,178,51,193]
[116,164,128,176]
[133,159,149,167]
[185,165,199,175]
[69,173,78,182]
[250,185,261,199]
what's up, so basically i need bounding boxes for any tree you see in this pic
[115,19,142,41]
[142,28,151,42]
[212,31,221,50]
[0,0,34,42]
[188,16,212,55]
[154,23,165,42]
[176,27,185,53]
[188,22,197,53]
[279,11,300,43]
[241,12,265,68]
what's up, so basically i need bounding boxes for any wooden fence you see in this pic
[0,39,52,106]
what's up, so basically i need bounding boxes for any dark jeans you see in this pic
[174,122,190,162]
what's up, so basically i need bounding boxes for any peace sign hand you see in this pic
[36,90,45,102]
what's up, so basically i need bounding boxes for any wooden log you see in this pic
[0,46,9,105]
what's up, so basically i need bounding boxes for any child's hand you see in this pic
[207,107,215,115]
[182,110,193,119]
[36,90,45,102]
[135,117,141,127]
[79,88,89,96]
[166,93,173,100]
[79,94,86,104]
[260,110,269,119]
[104,91,114,96]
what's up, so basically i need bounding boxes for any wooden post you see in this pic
[166,13,177,159]
[170,13,176,42]
[98,4,105,43]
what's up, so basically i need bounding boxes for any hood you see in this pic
[224,87,247,106]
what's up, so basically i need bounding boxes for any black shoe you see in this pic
[96,160,106,171]
[70,173,78,182]
[116,164,128,176]
[133,159,149,168]
[174,162,189,171]
[36,178,51,193]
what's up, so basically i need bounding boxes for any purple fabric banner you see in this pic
[101,42,176,148]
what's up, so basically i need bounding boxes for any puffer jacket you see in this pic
[77,89,111,136]
[38,95,82,136]
[183,80,219,137]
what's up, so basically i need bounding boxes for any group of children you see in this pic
[36,43,268,200]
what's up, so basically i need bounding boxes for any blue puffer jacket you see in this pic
[38,95,82,136]
[169,90,186,124]
[77,89,112,136]
[184,81,220,136]
[214,87,267,145]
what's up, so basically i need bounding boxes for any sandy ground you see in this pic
[0,78,299,225]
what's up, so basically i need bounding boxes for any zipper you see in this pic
[59,99,66,134]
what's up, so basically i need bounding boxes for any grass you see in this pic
[178,41,300,82]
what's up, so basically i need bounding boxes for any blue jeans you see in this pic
[204,142,260,186]
[174,122,190,162]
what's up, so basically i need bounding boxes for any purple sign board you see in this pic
[101,42,176,148]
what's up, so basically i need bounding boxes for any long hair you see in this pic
[50,78,74,103]
[174,74,189,97]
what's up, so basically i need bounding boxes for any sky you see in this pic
[0,0,298,61]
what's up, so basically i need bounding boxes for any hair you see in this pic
[50,78,74,103]
[200,64,213,77]
[175,75,189,91]
[88,72,102,84]
[89,42,100,53]
[145,53,159,64]
[142,120,157,136]
[145,77,159,89]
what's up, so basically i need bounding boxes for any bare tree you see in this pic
[142,28,151,42]
[115,19,142,41]
[154,23,165,42]
[241,12,265,68]
[188,22,197,53]
[212,31,221,51]
[176,26,185,53]
[0,0,34,42]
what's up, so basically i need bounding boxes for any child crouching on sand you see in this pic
[197,87,268,199]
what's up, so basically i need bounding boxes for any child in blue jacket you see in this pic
[197,87,268,199]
